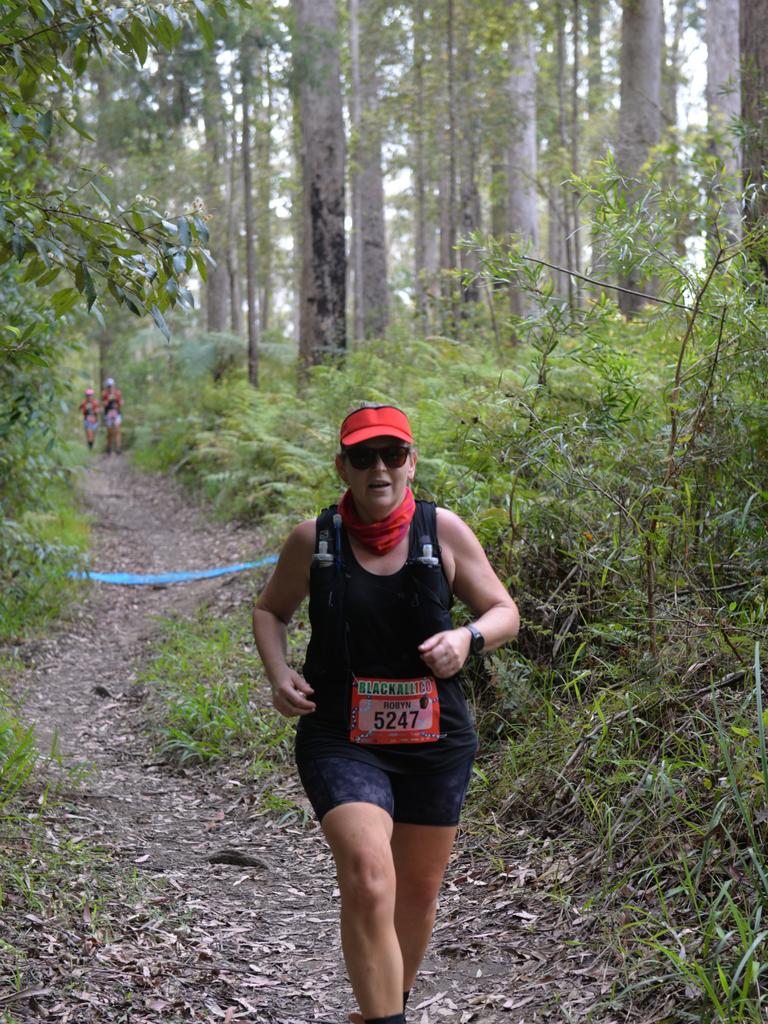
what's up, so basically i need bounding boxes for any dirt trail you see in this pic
[3,457,617,1024]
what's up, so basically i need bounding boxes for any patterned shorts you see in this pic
[296,753,475,826]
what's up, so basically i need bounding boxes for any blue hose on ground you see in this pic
[71,555,278,586]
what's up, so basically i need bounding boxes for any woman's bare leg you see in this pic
[322,802,404,1020]
[390,823,457,991]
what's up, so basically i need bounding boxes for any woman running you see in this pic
[79,388,100,450]
[252,403,519,1024]
[101,377,123,454]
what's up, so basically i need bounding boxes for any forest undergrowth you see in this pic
[112,229,768,1021]
[3,206,768,1018]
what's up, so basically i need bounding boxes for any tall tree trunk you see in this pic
[202,53,229,334]
[293,0,347,366]
[586,0,606,280]
[740,0,767,272]
[241,38,259,386]
[555,5,575,305]
[355,0,389,338]
[256,50,274,335]
[548,179,570,299]
[440,0,458,329]
[707,0,741,244]
[349,0,364,340]
[570,0,581,291]
[490,143,507,239]
[506,21,538,318]
[616,0,662,317]
[661,0,685,132]
[458,7,481,305]
[413,0,428,327]
[586,0,602,101]
[226,116,243,336]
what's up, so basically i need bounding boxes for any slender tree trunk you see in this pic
[556,6,575,305]
[202,54,229,333]
[548,179,569,299]
[413,0,428,327]
[349,0,364,340]
[293,0,347,366]
[240,38,259,386]
[446,0,457,274]
[707,0,741,244]
[586,0,602,100]
[586,0,606,281]
[490,143,507,239]
[506,20,538,319]
[458,8,481,305]
[356,0,389,338]
[439,0,458,329]
[226,116,243,336]
[616,0,662,317]
[290,89,302,348]
[256,50,274,335]
[570,0,581,290]
[661,0,685,132]
[741,0,768,270]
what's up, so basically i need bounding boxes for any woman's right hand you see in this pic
[270,669,316,717]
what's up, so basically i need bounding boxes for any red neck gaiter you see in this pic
[338,488,416,555]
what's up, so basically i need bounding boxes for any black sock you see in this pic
[365,1016,405,1024]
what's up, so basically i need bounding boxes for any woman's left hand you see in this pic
[418,628,471,679]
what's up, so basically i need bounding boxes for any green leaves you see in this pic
[0,0,253,334]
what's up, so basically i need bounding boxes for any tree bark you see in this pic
[241,38,259,387]
[616,0,663,317]
[570,0,581,289]
[293,0,347,366]
[555,5,575,305]
[707,0,741,244]
[661,0,685,132]
[740,0,767,269]
[506,20,538,318]
[586,0,607,281]
[548,179,570,299]
[226,114,243,336]
[458,6,481,305]
[256,50,274,335]
[413,0,428,326]
[352,0,389,339]
[490,142,507,240]
[202,52,229,334]
[586,0,602,102]
[349,0,364,340]
[440,0,458,325]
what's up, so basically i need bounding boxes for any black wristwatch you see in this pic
[463,623,485,655]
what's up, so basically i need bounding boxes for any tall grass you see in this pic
[0,474,89,641]
[139,611,296,774]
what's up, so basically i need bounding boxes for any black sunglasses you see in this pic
[343,444,411,470]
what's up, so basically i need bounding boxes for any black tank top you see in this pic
[296,504,477,774]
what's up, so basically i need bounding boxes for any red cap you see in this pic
[340,406,413,446]
[85,388,94,395]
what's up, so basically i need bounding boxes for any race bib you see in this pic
[349,676,440,745]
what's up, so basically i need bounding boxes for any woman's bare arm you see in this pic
[417,508,519,678]
[252,520,317,717]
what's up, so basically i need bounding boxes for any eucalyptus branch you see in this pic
[518,254,694,312]
[666,250,725,481]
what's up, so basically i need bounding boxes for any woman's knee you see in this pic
[395,874,442,916]
[337,843,396,911]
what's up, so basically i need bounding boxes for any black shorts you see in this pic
[296,754,475,826]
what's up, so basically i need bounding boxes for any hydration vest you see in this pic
[303,500,454,689]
